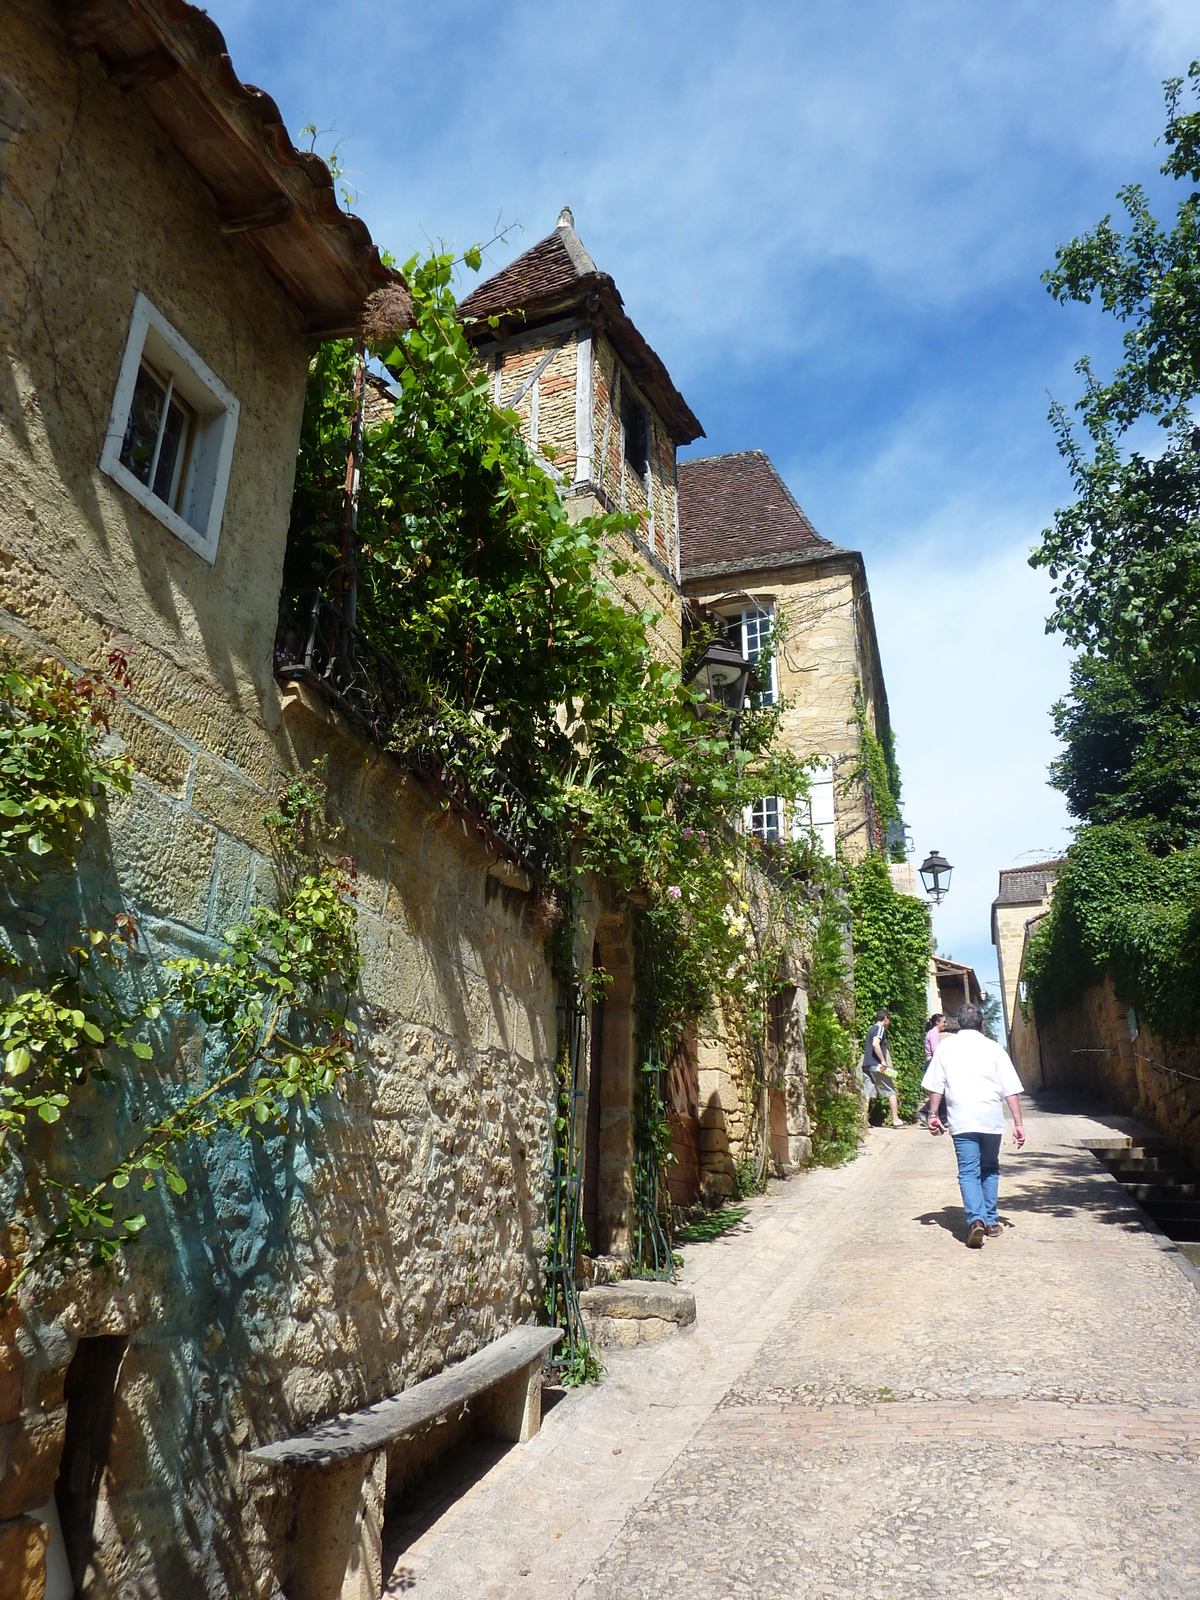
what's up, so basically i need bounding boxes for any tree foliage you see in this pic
[286,249,815,1059]
[1049,653,1200,850]
[1034,64,1200,695]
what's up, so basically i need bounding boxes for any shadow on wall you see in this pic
[6,785,556,1597]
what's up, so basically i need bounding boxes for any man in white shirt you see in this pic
[923,1002,1026,1249]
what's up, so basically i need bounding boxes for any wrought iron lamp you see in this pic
[918,848,953,904]
[689,641,758,711]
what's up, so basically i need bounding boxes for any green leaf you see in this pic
[130,1041,153,1060]
[37,1101,61,1122]
[81,1020,104,1043]
[26,832,51,856]
[112,1171,130,1189]
[123,1214,147,1234]
[165,1169,188,1195]
[463,245,482,272]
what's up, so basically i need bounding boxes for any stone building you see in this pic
[0,4,588,1596]
[458,208,704,666]
[676,448,895,1192]
[678,449,893,861]
[990,860,1062,1048]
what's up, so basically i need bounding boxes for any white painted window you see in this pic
[749,796,779,842]
[791,759,836,856]
[100,293,240,564]
[722,604,776,706]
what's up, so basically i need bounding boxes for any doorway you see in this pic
[55,1334,128,1595]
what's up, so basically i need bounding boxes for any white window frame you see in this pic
[719,602,776,706]
[791,759,836,856]
[747,795,780,843]
[100,292,240,564]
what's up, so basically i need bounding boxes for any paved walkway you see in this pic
[386,1097,1200,1599]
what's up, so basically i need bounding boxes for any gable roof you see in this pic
[993,861,1064,910]
[677,450,836,574]
[61,0,400,338]
[458,210,703,445]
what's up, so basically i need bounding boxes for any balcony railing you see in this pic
[274,589,553,881]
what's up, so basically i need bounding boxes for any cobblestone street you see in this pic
[388,1097,1200,1599]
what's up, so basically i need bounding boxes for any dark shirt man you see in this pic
[861,1008,902,1127]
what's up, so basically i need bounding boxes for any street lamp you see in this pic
[919,848,953,903]
[689,641,759,712]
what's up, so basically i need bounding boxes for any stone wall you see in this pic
[1026,975,1200,1161]
[0,17,568,1593]
[0,637,560,1597]
[686,558,885,863]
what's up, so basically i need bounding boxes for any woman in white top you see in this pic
[922,1002,1026,1249]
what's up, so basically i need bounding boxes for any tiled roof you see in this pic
[993,861,1064,908]
[459,212,703,445]
[458,227,597,323]
[60,0,397,336]
[678,451,834,573]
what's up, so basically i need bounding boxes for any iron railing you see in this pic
[545,988,590,1373]
[632,998,675,1281]
[275,588,553,880]
[275,588,408,748]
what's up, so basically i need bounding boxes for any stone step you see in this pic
[1129,1198,1200,1222]
[1122,1183,1200,1203]
[1107,1166,1200,1185]
[578,1280,697,1351]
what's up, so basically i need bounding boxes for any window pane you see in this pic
[743,608,775,706]
[119,365,167,486]
[622,392,648,477]
[751,796,779,842]
[152,392,190,505]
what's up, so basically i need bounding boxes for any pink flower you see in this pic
[667,885,683,900]
[682,827,693,839]
[698,830,707,842]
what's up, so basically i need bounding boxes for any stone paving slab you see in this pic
[386,1099,1200,1599]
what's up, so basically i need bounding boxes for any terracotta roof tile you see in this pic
[678,451,832,572]
[458,229,596,322]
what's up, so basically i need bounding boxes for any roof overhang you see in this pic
[60,0,402,338]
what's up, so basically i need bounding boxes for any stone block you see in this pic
[190,753,272,853]
[285,1449,385,1600]
[0,1408,65,1520]
[578,1281,696,1350]
[698,1128,731,1153]
[0,1514,49,1600]
[111,700,191,795]
[104,782,217,930]
[0,1347,22,1424]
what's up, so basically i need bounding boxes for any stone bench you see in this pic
[250,1325,560,1600]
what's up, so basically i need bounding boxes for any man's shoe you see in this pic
[985,1224,1002,1237]
[966,1221,985,1249]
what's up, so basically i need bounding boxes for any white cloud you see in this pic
[869,540,1074,985]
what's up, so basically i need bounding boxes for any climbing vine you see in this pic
[853,693,904,860]
[1,658,360,1303]
[1023,823,1200,1042]
[846,854,931,1117]
[803,886,863,1164]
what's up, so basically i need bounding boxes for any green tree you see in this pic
[1049,653,1200,850]
[1034,63,1200,695]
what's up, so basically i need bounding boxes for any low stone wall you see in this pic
[1032,975,1200,1160]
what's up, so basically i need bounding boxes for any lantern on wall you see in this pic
[689,641,759,711]
[919,849,953,903]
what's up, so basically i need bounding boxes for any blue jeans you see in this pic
[952,1132,1001,1227]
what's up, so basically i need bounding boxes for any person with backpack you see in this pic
[924,1001,1026,1248]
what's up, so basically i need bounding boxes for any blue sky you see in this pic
[212,0,1196,989]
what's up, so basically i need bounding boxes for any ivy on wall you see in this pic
[1023,823,1200,1042]
[853,693,904,862]
[846,854,931,1116]
[1,657,360,1304]
[803,888,862,1163]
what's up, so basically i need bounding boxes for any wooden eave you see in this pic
[58,0,396,336]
